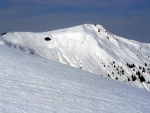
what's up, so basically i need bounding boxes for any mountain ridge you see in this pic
[1,24,150,90]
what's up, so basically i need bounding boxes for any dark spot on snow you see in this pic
[18,46,25,52]
[142,67,145,73]
[45,37,51,41]
[5,41,12,47]
[128,77,130,81]
[108,74,110,77]
[1,32,7,36]
[127,63,135,68]
[131,75,136,81]
[121,70,124,75]
[136,71,141,76]
[139,76,145,82]
[28,51,35,55]
[139,66,142,70]
[116,77,118,80]
[106,36,109,40]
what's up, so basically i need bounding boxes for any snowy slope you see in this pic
[0,44,150,113]
[0,24,150,90]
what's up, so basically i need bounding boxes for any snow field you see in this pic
[0,45,150,113]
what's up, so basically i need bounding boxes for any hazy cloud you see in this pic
[0,0,150,42]
[4,0,150,7]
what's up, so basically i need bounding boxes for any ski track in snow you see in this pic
[0,45,150,113]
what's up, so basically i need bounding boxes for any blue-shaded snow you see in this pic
[0,44,150,113]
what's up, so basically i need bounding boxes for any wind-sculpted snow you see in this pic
[1,24,150,90]
[0,44,150,113]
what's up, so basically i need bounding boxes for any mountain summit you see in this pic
[1,24,150,90]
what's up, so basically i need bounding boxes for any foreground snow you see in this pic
[0,44,150,113]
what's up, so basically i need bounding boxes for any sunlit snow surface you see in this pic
[0,42,150,113]
[1,24,150,90]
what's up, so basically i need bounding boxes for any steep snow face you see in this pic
[0,44,150,113]
[1,24,150,90]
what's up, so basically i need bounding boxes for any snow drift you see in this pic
[0,24,150,90]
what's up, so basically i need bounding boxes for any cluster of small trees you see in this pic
[126,62,150,83]
[127,63,135,68]
[99,59,149,87]
[107,61,149,84]
[103,61,126,81]
[127,73,145,83]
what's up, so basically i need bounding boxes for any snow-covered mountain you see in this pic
[0,24,150,90]
[0,41,150,113]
